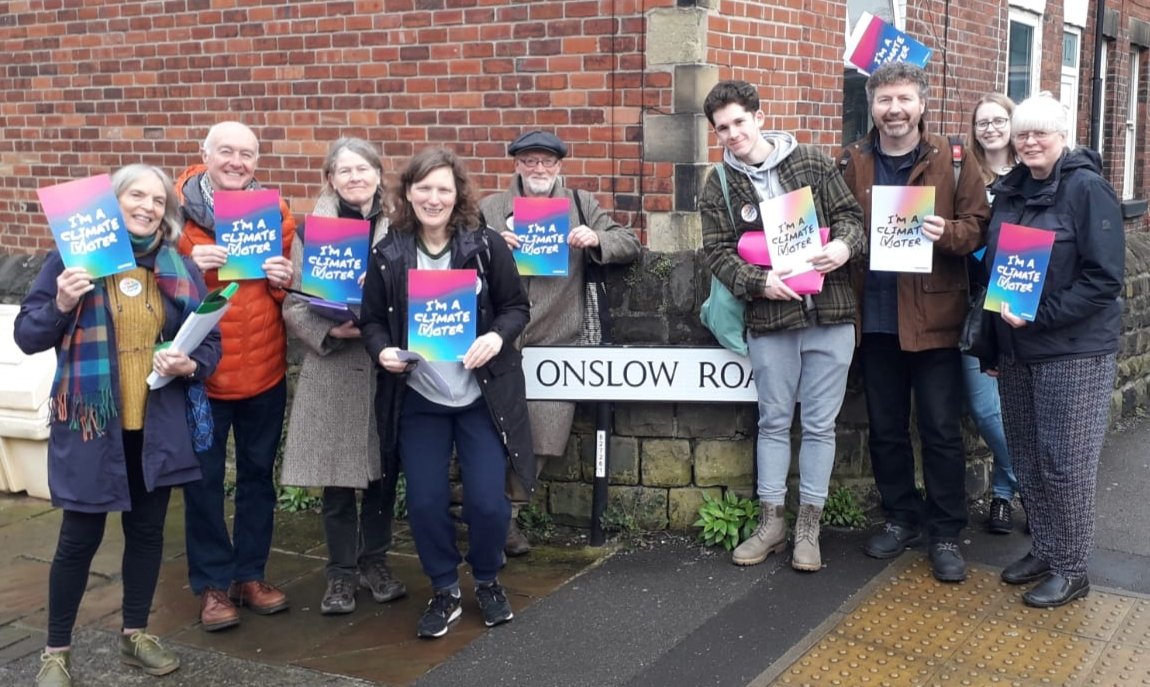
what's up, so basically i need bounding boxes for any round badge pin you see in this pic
[119,277,143,297]
[740,204,758,222]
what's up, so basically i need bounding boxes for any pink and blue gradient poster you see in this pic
[214,189,282,281]
[512,197,569,276]
[844,12,932,75]
[302,216,370,303]
[984,223,1055,321]
[759,186,821,280]
[407,269,477,362]
[38,174,136,279]
[869,186,935,273]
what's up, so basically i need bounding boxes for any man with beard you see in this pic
[479,131,640,556]
[839,63,988,582]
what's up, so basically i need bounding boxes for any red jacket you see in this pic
[175,164,297,400]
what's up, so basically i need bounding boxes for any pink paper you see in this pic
[737,228,831,295]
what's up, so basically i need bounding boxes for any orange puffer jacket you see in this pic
[175,164,297,401]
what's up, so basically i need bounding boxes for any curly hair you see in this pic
[864,62,929,105]
[389,146,480,235]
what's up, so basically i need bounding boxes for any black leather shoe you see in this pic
[1023,573,1090,608]
[929,540,967,582]
[1001,552,1051,585]
[987,498,1013,535]
[864,522,923,559]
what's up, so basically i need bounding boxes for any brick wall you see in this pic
[0,0,688,252]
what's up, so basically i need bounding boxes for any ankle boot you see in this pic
[791,504,823,572]
[732,503,787,566]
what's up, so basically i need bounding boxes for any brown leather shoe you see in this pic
[228,580,289,615]
[199,588,240,632]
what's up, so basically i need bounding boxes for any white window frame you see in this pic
[1007,9,1043,102]
[1061,27,1082,147]
[1124,50,1140,199]
[1099,41,1109,160]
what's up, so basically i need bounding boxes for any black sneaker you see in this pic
[320,575,356,615]
[929,540,967,582]
[864,522,923,559]
[475,581,514,628]
[359,556,407,604]
[417,590,462,639]
[987,498,1013,534]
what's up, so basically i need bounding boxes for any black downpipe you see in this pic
[1090,0,1107,156]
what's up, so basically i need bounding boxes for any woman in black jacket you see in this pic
[360,146,532,639]
[985,94,1124,608]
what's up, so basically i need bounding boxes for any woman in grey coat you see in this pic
[281,138,405,615]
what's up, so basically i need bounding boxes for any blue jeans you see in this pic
[399,390,510,590]
[961,354,1017,500]
[184,379,286,594]
[860,334,968,539]
[748,324,854,508]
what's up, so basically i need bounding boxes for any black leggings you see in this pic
[47,430,172,648]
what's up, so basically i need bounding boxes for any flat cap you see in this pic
[507,130,568,158]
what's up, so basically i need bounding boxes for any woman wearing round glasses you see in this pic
[965,94,1021,537]
[983,93,1124,608]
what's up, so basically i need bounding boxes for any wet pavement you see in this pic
[1,416,1148,686]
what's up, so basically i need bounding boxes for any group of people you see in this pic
[13,59,1123,687]
[702,64,1123,615]
[16,124,638,685]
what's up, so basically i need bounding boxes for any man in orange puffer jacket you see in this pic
[176,121,298,632]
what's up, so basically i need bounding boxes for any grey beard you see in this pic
[524,176,557,195]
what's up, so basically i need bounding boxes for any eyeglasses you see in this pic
[516,157,560,169]
[975,117,1010,131]
[1012,130,1055,143]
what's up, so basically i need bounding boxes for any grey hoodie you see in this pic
[723,131,798,201]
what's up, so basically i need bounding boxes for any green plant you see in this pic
[516,503,555,542]
[276,486,321,513]
[694,492,761,551]
[820,487,868,529]
[393,473,407,520]
[600,503,640,535]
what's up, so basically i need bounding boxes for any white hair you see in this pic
[1012,93,1074,149]
[202,121,259,155]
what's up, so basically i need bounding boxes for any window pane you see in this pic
[843,69,870,145]
[1009,21,1034,102]
[1063,31,1079,68]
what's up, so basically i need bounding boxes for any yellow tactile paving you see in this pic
[765,557,1150,687]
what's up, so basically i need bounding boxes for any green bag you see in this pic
[699,165,747,356]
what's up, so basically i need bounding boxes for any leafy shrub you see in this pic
[694,492,761,551]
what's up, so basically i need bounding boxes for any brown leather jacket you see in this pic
[840,130,989,351]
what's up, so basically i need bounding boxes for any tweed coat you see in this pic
[279,188,388,488]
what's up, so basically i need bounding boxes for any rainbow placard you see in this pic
[38,174,136,279]
[844,12,932,75]
[512,197,569,276]
[869,186,935,273]
[984,223,1055,321]
[759,186,821,279]
[215,189,282,281]
[407,269,477,362]
[301,216,370,303]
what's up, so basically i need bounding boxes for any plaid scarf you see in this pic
[52,242,199,441]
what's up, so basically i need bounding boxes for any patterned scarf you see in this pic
[52,241,200,441]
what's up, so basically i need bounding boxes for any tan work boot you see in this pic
[732,503,787,566]
[791,503,823,572]
[505,517,531,557]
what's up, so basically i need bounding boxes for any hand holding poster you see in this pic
[844,12,933,75]
[407,269,477,362]
[38,174,136,279]
[512,197,570,276]
[737,227,831,295]
[302,216,369,303]
[215,190,283,281]
[869,186,935,273]
[759,186,821,279]
[984,223,1055,321]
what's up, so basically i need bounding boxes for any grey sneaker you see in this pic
[417,590,462,639]
[475,581,514,627]
[36,650,71,687]
[120,631,180,676]
[320,575,357,615]
[359,557,407,603]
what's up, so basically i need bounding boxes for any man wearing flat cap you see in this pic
[480,130,640,556]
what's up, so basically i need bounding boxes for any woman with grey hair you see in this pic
[280,137,406,615]
[981,93,1124,607]
[16,164,221,685]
